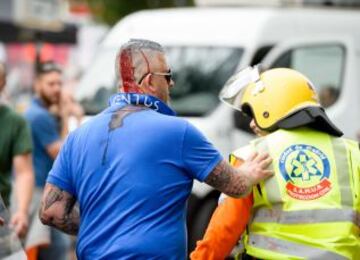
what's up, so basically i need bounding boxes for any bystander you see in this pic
[0,62,34,238]
[25,61,76,260]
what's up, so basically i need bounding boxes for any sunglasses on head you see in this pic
[37,62,62,75]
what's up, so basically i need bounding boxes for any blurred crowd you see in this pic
[0,60,82,259]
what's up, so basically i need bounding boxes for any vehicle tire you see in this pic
[188,196,219,253]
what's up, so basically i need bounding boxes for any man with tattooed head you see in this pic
[40,39,272,259]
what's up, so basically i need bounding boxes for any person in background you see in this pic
[191,67,360,260]
[318,85,339,108]
[0,62,34,239]
[39,39,273,259]
[25,61,75,260]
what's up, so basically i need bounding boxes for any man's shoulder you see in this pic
[158,114,190,134]
[0,105,27,125]
[157,112,187,123]
[25,103,53,123]
[340,137,360,152]
[141,109,188,128]
[231,145,253,161]
[232,135,268,160]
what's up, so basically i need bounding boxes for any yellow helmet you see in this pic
[220,66,343,136]
[241,68,320,129]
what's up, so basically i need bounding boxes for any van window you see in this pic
[167,47,243,116]
[270,45,345,108]
[76,47,243,116]
[76,48,118,115]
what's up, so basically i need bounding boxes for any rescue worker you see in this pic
[191,66,360,260]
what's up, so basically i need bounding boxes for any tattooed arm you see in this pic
[205,152,273,198]
[39,183,79,235]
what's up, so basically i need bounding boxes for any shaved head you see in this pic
[115,39,165,93]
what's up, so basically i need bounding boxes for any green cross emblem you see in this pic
[290,151,322,181]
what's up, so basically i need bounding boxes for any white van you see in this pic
[75,6,360,250]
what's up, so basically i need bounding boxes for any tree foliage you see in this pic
[87,0,195,25]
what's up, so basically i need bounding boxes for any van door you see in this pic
[260,37,359,139]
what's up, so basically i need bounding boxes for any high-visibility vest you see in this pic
[231,127,360,260]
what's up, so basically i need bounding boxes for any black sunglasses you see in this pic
[138,69,172,84]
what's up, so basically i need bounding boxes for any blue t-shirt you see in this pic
[47,94,223,260]
[25,98,60,187]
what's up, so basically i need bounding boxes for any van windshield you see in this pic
[76,46,243,116]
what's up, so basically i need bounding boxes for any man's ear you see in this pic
[142,74,156,95]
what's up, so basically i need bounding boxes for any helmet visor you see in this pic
[219,65,261,111]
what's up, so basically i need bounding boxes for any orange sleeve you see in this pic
[190,156,254,260]
[190,194,253,260]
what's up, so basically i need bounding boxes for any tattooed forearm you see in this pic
[205,153,273,198]
[204,161,232,191]
[56,200,80,235]
[40,184,80,235]
[44,187,63,210]
[205,160,249,197]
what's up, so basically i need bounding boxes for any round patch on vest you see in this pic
[279,144,331,200]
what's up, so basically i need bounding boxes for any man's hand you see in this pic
[238,152,273,193]
[10,211,28,239]
[205,152,273,198]
[60,89,84,120]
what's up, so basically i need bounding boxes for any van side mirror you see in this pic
[233,110,254,135]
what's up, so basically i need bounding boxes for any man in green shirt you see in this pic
[0,62,34,238]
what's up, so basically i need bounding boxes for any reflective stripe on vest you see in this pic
[332,138,354,207]
[248,234,348,260]
[253,206,360,226]
[252,138,281,203]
